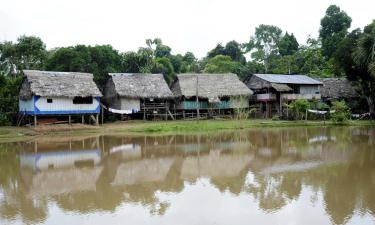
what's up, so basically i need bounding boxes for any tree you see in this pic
[246,24,283,72]
[351,21,375,115]
[207,41,246,64]
[278,32,299,56]
[151,57,175,84]
[203,55,241,73]
[319,5,352,58]
[207,43,226,59]
[15,35,47,70]
[46,45,122,88]
[293,38,334,76]
[353,20,375,77]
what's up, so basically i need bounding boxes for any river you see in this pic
[0,126,374,225]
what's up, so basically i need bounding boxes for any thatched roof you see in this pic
[271,83,293,92]
[108,73,174,99]
[253,74,322,85]
[171,73,253,100]
[19,70,102,100]
[320,78,359,99]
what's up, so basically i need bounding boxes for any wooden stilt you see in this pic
[96,114,99,126]
[34,115,37,128]
[101,105,104,125]
[82,115,85,124]
[68,115,71,125]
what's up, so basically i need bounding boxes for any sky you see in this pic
[0,0,374,58]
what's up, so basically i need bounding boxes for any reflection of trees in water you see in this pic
[0,146,48,224]
[0,126,374,224]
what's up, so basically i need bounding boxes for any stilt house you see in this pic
[104,73,174,120]
[18,70,102,125]
[245,74,322,118]
[171,73,253,118]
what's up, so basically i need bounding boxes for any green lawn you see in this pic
[0,119,374,143]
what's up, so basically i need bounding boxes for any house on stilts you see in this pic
[245,74,322,118]
[319,78,363,112]
[171,73,253,119]
[103,73,174,120]
[18,70,102,126]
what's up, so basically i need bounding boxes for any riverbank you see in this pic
[0,119,374,143]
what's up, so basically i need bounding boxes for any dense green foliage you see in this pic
[319,5,352,58]
[286,99,310,120]
[0,4,374,125]
[331,100,351,123]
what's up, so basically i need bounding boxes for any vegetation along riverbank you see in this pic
[0,119,374,143]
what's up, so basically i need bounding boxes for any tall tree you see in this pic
[246,24,283,72]
[319,5,352,58]
[352,21,375,115]
[335,21,375,115]
[278,32,299,56]
[15,35,47,70]
[46,45,122,87]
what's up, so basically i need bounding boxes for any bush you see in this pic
[331,100,351,123]
[287,99,310,120]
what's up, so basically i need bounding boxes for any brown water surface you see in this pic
[0,126,374,225]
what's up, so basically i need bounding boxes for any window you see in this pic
[47,98,53,103]
[73,96,93,104]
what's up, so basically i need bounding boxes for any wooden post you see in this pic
[101,105,104,125]
[196,75,200,120]
[96,114,99,126]
[82,115,85,124]
[183,110,185,120]
[143,99,146,120]
[34,115,37,128]
[68,115,71,125]
[165,101,168,121]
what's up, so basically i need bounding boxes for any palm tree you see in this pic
[353,20,375,77]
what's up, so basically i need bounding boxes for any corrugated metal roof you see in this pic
[254,74,322,85]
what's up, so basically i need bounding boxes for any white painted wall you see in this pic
[35,97,99,112]
[120,98,140,111]
[20,150,101,170]
[19,98,34,112]
[299,85,320,94]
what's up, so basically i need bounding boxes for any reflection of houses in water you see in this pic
[21,150,101,170]
[181,150,253,180]
[109,143,142,160]
[111,158,176,186]
[19,138,104,197]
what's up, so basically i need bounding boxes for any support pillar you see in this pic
[96,114,99,126]
[34,115,37,128]
[68,115,71,125]
[82,115,85,124]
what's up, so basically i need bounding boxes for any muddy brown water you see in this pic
[0,126,374,225]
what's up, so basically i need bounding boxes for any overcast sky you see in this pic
[1,0,374,58]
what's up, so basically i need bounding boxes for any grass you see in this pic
[0,119,374,143]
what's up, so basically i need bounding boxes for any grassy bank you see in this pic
[1,119,374,143]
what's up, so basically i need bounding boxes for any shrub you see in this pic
[330,100,351,123]
[287,99,310,120]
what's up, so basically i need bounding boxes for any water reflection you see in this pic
[0,127,374,225]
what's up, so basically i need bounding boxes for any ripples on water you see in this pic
[0,126,374,225]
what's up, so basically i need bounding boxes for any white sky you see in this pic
[0,0,374,58]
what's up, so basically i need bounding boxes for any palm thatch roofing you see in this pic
[108,73,174,99]
[320,78,359,99]
[19,70,102,100]
[270,83,293,92]
[171,73,253,100]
